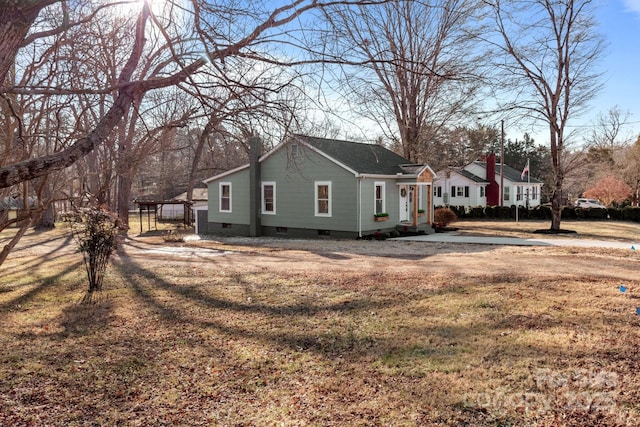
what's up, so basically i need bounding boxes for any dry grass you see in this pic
[457,219,640,242]
[1,222,640,426]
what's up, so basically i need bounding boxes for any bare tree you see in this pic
[487,0,605,231]
[321,0,485,162]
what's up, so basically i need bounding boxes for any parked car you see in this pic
[574,198,606,208]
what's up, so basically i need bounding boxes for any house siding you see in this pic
[207,169,250,225]
[359,178,400,233]
[259,144,358,232]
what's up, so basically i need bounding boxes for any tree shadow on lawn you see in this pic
[0,233,77,284]
[111,254,599,366]
[0,259,83,317]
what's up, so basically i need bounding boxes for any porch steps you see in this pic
[395,222,435,236]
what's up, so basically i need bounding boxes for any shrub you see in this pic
[72,206,120,302]
[469,206,484,218]
[622,206,640,222]
[434,207,458,226]
[164,229,185,242]
[562,206,578,219]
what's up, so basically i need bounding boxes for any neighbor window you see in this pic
[434,186,442,198]
[456,186,464,197]
[517,186,523,201]
[532,186,538,200]
[262,182,276,214]
[374,182,385,214]
[480,186,486,198]
[315,181,331,216]
[504,186,510,202]
[219,182,231,212]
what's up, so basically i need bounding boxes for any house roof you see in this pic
[172,188,208,201]
[204,135,433,183]
[457,169,490,183]
[471,161,543,184]
[298,135,424,176]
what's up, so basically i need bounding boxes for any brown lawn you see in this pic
[1,220,640,426]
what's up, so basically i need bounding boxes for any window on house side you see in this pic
[220,183,231,212]
[480,186,485,197]
[374,182,385,214]
[262,182,276,214]
[504,186,510,202]
[315,181,331,216]
[456,186,464,197]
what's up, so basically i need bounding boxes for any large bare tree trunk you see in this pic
[0,1,56,86]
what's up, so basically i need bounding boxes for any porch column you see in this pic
[412,185,418,227]
[427,184,433,224]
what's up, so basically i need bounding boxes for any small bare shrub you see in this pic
[163,229,184,243]
[434,207,458,226]
[72,206,119,303]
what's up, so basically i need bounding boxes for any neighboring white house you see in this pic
[433,156,543,209]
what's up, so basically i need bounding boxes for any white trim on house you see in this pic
[374,181,386,215]
[261,181,276,215]
[314,181,332,217]
[219,182,232,212]
[203,164,249,184]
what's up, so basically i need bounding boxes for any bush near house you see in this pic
[434,207,458,226]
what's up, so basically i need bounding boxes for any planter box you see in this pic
[374,216,389,222]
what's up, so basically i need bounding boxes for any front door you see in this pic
[399,185,413,222]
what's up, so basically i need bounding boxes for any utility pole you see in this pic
[500,119,505,207]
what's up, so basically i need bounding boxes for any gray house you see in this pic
[199,135,436,239]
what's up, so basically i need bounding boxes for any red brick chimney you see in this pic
[485,153,500,206]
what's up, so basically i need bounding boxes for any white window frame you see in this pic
[314,181,332,217]
[504,186,510,202]
[374,181,385,214]
[261,181,276,215]
[219,182,232,212]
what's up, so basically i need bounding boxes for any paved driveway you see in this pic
[394,233,638,249]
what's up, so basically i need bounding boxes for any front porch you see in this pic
[395,222,435,236]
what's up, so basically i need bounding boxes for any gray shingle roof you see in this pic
[457,169,489,183]
[298,135,421,175]
[472,161,543,184]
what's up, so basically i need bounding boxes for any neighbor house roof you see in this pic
[298,135,425,176]
[457,169,490,183]
[471,161,543,184]
[172,188,208,201]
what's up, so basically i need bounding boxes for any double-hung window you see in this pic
[374,182,385,214]
[219,182,232,212]
[315,181,331,217]
[262,182,276,214]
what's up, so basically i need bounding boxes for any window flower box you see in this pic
[374,213,389,222]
